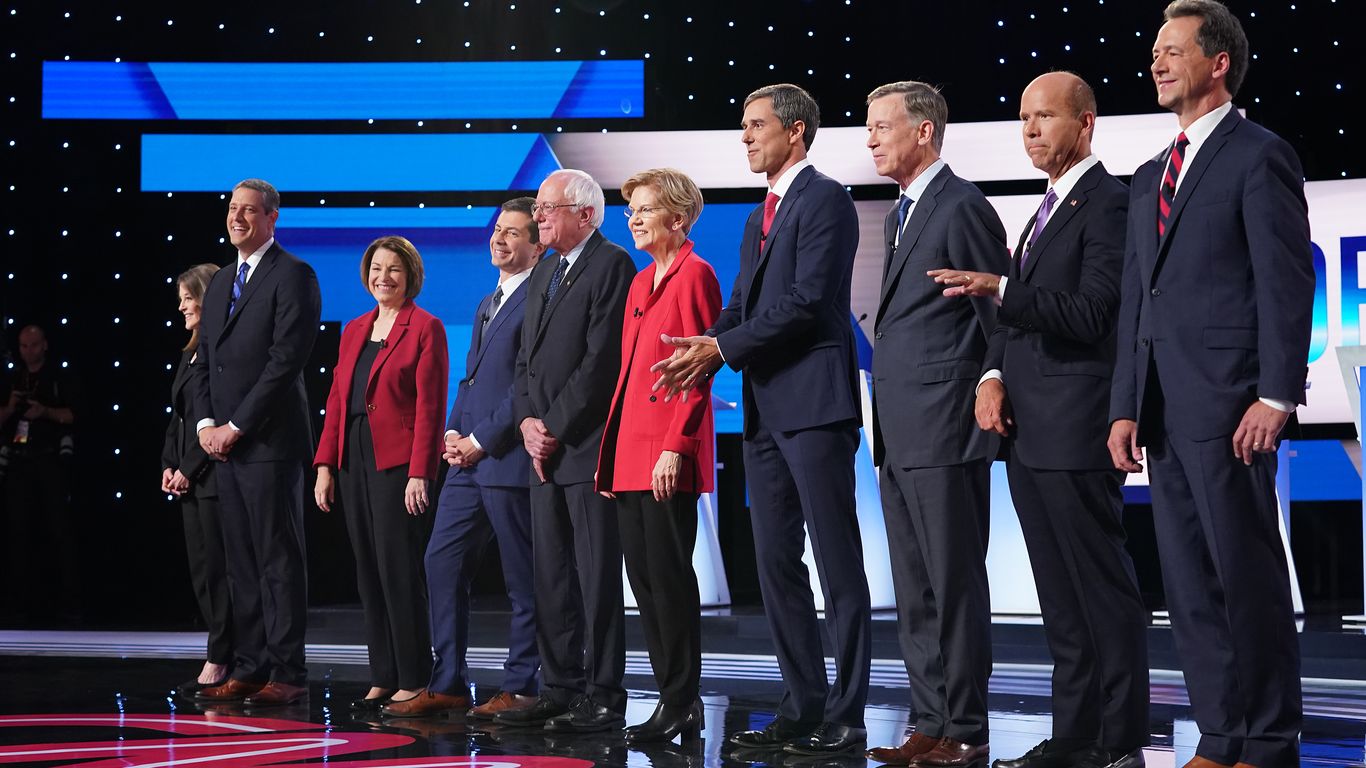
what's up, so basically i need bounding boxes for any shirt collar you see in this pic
[1180,101,1234,153]
[497,267,533,296]
[1048,154,1100,203]
[558,230,594,268]
[237,237,274,272]
[901,158,946,202]
[769,158,812,200]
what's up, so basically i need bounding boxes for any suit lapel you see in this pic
[465,293,492,375]
[1021,165,1101,281]
[170,350,193,401]
[878,166,948,310]
[368,302,413,390]
[471,282,526,374]
[221,244,281,337]
[756,166,814,278]
[533,230,602,348]
[1155,109,1239,270]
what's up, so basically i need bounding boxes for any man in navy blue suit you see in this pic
[931,72,1149,768]
[655,83,872,756]
[1108,3,1313,767]
[382,198,546,718]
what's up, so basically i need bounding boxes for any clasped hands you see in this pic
[519,417,560,483]
[197,424,240,461]
[649,334,722,401]
[443,430,487,468]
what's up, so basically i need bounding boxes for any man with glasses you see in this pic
[494,169,636,733]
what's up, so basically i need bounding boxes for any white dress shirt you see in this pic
[196,237,275,435]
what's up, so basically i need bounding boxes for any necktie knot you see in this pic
[229,260,251,314]
[761,192,780,239]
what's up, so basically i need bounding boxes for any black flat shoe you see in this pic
[350,694,393,711]
[176,677,228,698]
[782,722,867,755]
[625,699,704,743]
[727,715,820,747]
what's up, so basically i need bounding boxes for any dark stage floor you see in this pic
[2,645,1365,768]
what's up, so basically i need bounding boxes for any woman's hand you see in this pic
[169,470,191,495]
[161,467,177,494]
[405,477,430,516]
[314,466,335,512]
[651,451,682,502]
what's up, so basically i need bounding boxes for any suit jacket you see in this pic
[315,300,449,479]
[597,242,722,493]
[446,278,533,488]
[873,164,1008,469]
[711,165,861,438]
[1109,108,1314,441]
[162,348,216,497]
[192,242,322,463]
[984,162,1128,470]
[514,229,636,485]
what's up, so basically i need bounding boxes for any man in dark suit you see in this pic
[1108,3,1312,767]
[193,178,321,706]
[381,198,547,719]
[492,169,634,733]
[861,81,1007,768]
[653,83,872,756]
[931,72,1148,768]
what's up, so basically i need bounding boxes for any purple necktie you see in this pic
[1022,188,1057,266]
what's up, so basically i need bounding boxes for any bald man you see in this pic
[931,72,1148,768]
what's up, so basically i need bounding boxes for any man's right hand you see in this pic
[520,417,559,460]
[1108,419,1144,473]
[975,379,1012,436]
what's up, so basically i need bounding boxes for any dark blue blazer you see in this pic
[447,279,532,488]
[711,165,861,438]
[872,164,1008,469]
[1109,108,1314,441]
[985,162,1128,471]
[192,241,321,463]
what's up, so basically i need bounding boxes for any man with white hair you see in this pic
[494,169,636,733]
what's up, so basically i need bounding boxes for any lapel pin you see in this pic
[1069,199,1078,206]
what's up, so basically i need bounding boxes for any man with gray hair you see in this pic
[863,81,1007,768]
[494,169,635,732]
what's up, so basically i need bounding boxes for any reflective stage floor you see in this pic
[2,634,1365,768]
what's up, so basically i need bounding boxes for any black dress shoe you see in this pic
[993,739,1094,768]
[783,723,868,755]
[543,697,626,733]
[493,694,569,726]
[625,699,704,743]
[349,695,391,712]
[728,715,821,747]
[1077,747,1145,768]
[176,677,228,698]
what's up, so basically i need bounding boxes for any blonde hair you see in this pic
[361,235,425,298]
[621,168,705,234]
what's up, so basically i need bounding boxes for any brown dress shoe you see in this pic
[868,732,942,765]
[380,689,472,718]
[1182,759,1235,768]
[468,690,537,720]
[194,678,265,701]
[910,738,991,767]
[243,681,308,706]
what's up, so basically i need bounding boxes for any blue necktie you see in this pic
[229,260,250,314]
[546,257,569,302]
[894,194,914,247]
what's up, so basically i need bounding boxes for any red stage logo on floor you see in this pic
[0,714,594,767]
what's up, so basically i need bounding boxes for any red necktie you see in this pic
[1157,132,1189,237]
[761,192,780,239]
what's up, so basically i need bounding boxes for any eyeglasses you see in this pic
[531,201,579,215]
[623,205,667,219]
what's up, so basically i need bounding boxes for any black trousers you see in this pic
[1148,424,1301,768]
[617,490,700,706]
[218,456,309,686]
[181,490,234,664]
[2,451,78,620]
[879,459,992,744]
[1006,450,1149,752]
[340,416,433,690]
[530,480,626,713]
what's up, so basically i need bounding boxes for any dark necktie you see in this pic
[894,194,914,248]
[761,192,780,240]
[1158,132,1189,237]
[229,260,250,314]
[546,257,569,302]
[1022,188,1058,267]
[480,286,503,346]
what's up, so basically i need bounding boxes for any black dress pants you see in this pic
[339,415,433,690]
[181,490,234,664]
[617,490,700,706]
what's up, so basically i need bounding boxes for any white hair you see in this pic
[549,169,606,229]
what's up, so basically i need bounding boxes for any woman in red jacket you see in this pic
[313,235,448,712]
[597,168,721,743]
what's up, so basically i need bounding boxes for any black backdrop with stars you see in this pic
[0,0,1361,623]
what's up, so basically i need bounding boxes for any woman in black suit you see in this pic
[161,262,233,697]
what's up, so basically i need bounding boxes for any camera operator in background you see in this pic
[0,324,79,624]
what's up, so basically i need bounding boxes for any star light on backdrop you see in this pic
[0,0,1360,621]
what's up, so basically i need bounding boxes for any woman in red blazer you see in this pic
[597,168,721,743]
[313,235,448,712]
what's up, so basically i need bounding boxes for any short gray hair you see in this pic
[866,81,948,153]
[744,83,820,150]
[548,169,605,229]
[1164,0,1250,97]
[232,178,280,213]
